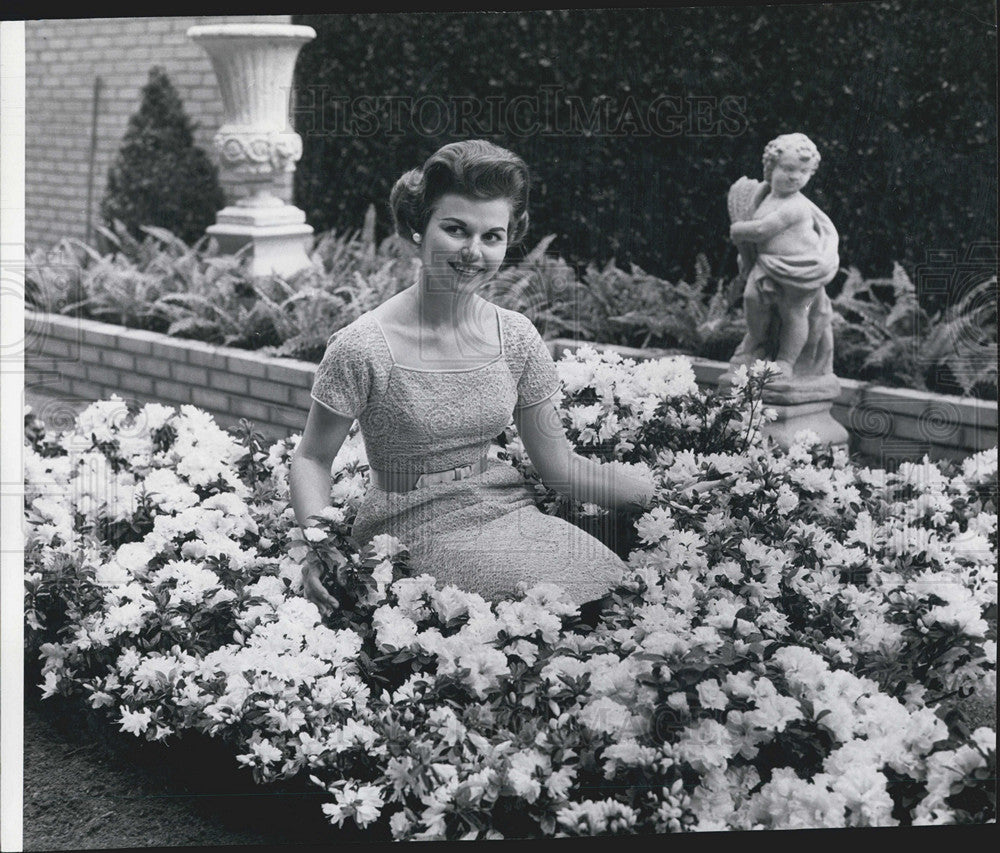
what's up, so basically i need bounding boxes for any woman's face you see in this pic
[419,193,512,292]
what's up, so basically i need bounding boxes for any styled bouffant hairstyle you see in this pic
[762,132,821,182]
[389,140,531,247]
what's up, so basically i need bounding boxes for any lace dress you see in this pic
[310,304,627,605]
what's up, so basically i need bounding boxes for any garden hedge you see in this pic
[291,1,997,313]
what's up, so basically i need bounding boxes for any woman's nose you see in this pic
[460,239,481,260]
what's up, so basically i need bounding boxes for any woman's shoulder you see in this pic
[496,305,550,365]
[323,311,384,356]
[495,304,542,342]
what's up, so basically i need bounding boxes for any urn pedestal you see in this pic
[187,23,316,278]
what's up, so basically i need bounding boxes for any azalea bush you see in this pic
[24,347,996,839]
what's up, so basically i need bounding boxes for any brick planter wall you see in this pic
[26,311,316,441]
[24,311,999,462]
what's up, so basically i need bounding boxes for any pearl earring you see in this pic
[413,233,421,243]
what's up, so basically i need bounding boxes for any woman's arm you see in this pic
[290,401,354,526]
[289,401,355,613]
[513,396,653,513]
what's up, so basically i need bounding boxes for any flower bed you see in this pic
[24,348,997,838]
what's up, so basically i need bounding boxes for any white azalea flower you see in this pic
[372,605,419,653]
[369,532,405,559]
[118,706,153,736]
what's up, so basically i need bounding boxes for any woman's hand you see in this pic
[300,561,339,617]
[678,473,737,496]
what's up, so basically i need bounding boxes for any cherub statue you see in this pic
[727,133,839,382]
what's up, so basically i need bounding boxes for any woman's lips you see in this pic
[449,261,484,275]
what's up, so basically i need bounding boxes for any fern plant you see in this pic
[105,204,411,352]
[830,263,997,398]
[25,212,996,400]
[921,274,998,397]
[831,263,930,388]
[599,255,734,352]
[58,226,184,332]
[483,234,595,340]
[487,241,745,358]
[260,212,416,360]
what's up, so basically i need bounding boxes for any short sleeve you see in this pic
[514,316,561,409]
[310,321,372,419]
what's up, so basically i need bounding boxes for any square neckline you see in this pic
[369,305,505,373]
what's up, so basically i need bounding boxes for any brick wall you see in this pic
[25,311,999,459]
[25,15,296,251]
[27,310,317,441]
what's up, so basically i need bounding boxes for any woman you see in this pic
[290,140,653,617]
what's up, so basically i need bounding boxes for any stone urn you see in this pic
[188,23,316,278]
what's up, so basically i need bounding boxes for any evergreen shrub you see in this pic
[101,67,225,246]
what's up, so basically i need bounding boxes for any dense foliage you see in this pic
[24,348,996,838]
[101,67,225,246]
[26,222,998,399]
[291,1,997,308]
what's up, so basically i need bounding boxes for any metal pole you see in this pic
[84,75,102,245]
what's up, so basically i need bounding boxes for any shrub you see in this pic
[100,67,225,246]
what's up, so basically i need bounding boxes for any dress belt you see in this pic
[369,456,490,492]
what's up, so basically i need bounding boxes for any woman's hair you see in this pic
[762,133,821,181]
[389,140,531,246]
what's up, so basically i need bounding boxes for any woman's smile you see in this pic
[448,259,485,276]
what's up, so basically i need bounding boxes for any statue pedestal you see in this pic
[719,368,848,451]
[759,398,848,450]
[208,204,313,279]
